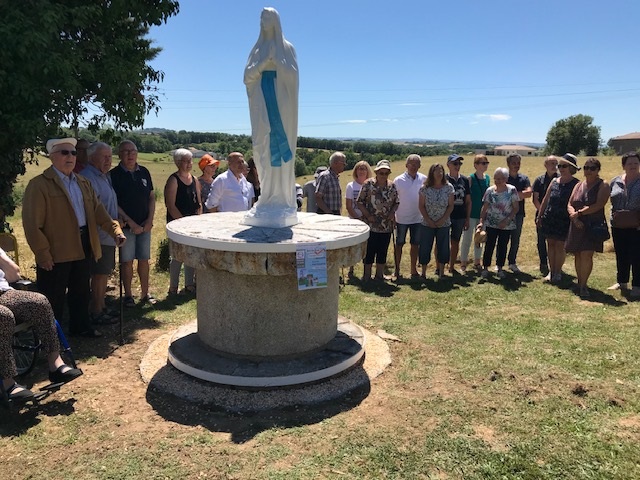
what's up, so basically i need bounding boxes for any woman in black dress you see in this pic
[537,155,579,284]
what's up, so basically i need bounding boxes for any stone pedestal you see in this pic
[166,212,369,387]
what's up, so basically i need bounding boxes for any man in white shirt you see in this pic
[392,154,426,279]
[205,152,255,212]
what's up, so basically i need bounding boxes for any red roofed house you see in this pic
[609,132,640,155]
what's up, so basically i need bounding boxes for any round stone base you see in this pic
[140,322,391,412]
[168,317,364,388]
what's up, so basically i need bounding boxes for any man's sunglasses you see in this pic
[53,149,77,156]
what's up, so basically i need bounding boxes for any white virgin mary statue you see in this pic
[241,7,299,228]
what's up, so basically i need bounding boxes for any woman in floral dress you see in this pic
[357,160,399,282]
[418,163,454,280]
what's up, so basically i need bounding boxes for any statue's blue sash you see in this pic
[261,70,292,167]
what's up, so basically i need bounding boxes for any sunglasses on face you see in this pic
[583,166,599,171]
[54,149,77,156]
[450,162,462,166]
[558,164,569,169]
[377,171,390,176]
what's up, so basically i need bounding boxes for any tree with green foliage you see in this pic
[545,114,601,156]
[0,0,180,230]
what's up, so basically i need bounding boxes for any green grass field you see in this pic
[2,152,639,479]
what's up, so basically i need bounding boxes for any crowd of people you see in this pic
[332,151,639,299]
[3,142,639,401]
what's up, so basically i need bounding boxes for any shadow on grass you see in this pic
[350,277,400,297]
[580,289,626,306]
[476,270,537,291]
[145,368,371,444]
[551,274,627,306]
[0,398,78,437]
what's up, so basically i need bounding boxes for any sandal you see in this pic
[123,296,136,308]
[6,382,34,401]
[48,365,82,385]
[91,311,119,325]
[140,294,158,305]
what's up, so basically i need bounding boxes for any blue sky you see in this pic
[143,0,640,144]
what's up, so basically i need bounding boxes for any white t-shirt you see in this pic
[393,171,427,224]
[0,248,13,292]
[205,170,254,212]
[345,180,364,218]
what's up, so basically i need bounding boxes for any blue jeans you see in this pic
[508,215,524,265]
[419,225,450,266]
[395,223,421,245]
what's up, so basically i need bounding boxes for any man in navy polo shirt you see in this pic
[110,140,156,307]
[446,154,471,273]
[532,155,559,276]
[506,153,532,273]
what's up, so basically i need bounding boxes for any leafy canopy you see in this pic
[0,0,180,227]
[545,114,601,156]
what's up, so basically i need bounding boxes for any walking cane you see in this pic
[392,225,398,276]
[118,246,124,346]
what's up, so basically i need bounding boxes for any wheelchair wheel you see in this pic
[12,326,40,377]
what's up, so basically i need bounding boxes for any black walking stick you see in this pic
[118,246,124,346]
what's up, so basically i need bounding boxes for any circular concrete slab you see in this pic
[140,322,391,413]
[168,317,365,387]
[166,211,369,253]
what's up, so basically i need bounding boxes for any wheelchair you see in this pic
[12,321,39,376]
[1,281,82,408]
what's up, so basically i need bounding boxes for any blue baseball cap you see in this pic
[447,154,464,163]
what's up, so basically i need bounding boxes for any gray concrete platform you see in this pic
[140,322,391,413]
[167,317,364,387]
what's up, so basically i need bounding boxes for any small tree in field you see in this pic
[545,114,601,156]
[0,0,180,230]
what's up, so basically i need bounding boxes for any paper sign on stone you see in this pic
[296,242,327,290]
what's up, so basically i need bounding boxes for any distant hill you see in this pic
[137,129,545,149]
[332,137,545,148]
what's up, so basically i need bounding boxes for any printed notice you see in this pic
[296,242,327,290]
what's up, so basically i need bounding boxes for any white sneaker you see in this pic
[607,282,629,291]
[481,268,489,279]
[497,269,506,279]
[543,273,552,283]
[508,264,521,274]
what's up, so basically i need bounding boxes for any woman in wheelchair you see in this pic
[1,248,81,401]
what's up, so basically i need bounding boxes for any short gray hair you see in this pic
[173,148,192,167]
[87,141,111,161]
[494,167,509,179]
[329,151,346,165]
